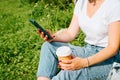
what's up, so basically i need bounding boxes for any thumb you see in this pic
[46,30,51,34]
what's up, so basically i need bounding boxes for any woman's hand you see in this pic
[59,57,88,70]
[37,29,55,42]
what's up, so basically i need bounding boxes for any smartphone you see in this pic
[29,19,53,40]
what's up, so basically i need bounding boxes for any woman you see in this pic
[37,0,120,80]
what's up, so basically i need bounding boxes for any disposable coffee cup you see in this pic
[56,46,72,60]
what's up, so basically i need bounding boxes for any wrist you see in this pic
[82,57,90,68]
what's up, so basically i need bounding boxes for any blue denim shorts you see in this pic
[37,42,120,80]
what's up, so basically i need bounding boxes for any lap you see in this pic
[52,64,112,80]
[40,42,120,80]
[51,44,111,80]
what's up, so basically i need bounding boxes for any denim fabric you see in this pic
[107,62,120,80]
[37,42,120,80]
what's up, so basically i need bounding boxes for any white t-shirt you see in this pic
[74,0,120,47]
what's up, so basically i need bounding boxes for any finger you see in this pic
[61,60,72,64]
[41,32,44,38]
[59,62,74,70]
[59,62,71,67]
[60,64,73,70]
[44,35,48,41]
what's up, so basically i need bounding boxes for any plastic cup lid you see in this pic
[56,46,72,57]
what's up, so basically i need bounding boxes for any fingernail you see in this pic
[59,60,62,62]
[58,63,60,66]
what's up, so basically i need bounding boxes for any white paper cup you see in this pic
[56,46,72,60]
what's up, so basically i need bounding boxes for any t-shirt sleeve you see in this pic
[74,0,83,16]
[108,3,120,24]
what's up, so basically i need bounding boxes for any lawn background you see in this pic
[0,0,85,79]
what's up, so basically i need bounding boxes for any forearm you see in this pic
[52,15,80,43]
[52,29,75,42]
[88,46,119,66]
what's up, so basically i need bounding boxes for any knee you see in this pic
[41,42,56,50]
[40,42,69,55]
[41,42,51,49]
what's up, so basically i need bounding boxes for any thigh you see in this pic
[52,64,112,80]
[69,44,103,58]
[51,44,115,80]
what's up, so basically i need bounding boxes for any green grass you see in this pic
[0,0,85,79]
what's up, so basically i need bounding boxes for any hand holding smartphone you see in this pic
[29,19,53,40]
